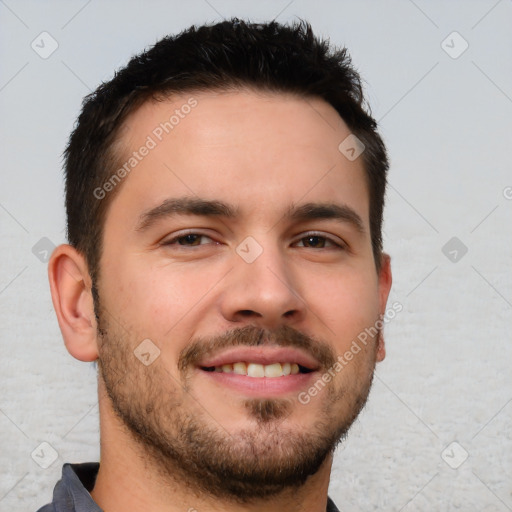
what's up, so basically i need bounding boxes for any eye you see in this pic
[162,232,216,247]
[294,233,345,249]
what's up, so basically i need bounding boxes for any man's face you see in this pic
[94,89,391,500]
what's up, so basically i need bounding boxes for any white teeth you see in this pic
[264,363,283,378]
[247,363,265,378]
[210,361,307,377]
[233,362,247,375]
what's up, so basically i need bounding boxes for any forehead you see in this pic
[107,89,369,228]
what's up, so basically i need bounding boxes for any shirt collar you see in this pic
[52,463,102,512]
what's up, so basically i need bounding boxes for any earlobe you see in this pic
[378,253,392,313]
[376,253,392,363]
[48,244,99,362]
[376,332,386,362]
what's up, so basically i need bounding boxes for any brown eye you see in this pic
[294,233,343,249]
[162,233,215,247]
[178,234,203,246]
[301,236,326,248]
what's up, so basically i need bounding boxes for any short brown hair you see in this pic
[64,18,389,285]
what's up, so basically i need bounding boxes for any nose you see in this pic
[218,239,305,329]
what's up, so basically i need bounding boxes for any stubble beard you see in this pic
[95,307,377,503]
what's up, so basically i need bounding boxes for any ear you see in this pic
[376,253,392,362]
[48,244,99,362]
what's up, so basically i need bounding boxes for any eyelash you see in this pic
[161,231,346,250]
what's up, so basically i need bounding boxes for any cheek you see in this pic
[311,269,381,343]
[102,257,222,342]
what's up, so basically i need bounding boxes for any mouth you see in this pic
[200,362,314,377]
[196,347,320,397]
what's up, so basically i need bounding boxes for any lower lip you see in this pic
[196,368,319,397]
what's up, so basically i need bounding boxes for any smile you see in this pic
[200,362,314,378]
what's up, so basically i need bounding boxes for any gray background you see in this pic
[1,0,511,510]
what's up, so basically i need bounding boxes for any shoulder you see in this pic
[35,504,55,512]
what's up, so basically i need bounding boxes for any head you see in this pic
[49,19,392,503]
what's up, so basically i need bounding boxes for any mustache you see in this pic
[178,324,337,372]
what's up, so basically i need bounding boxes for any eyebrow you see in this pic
[286,202,365,233]
[136,197,238,231]
[135,197,365,233]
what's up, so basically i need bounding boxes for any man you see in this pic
[41,18,392,512]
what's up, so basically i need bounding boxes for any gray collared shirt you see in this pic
[37,463,340,512]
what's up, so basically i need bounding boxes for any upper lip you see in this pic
[197,347,321,371]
